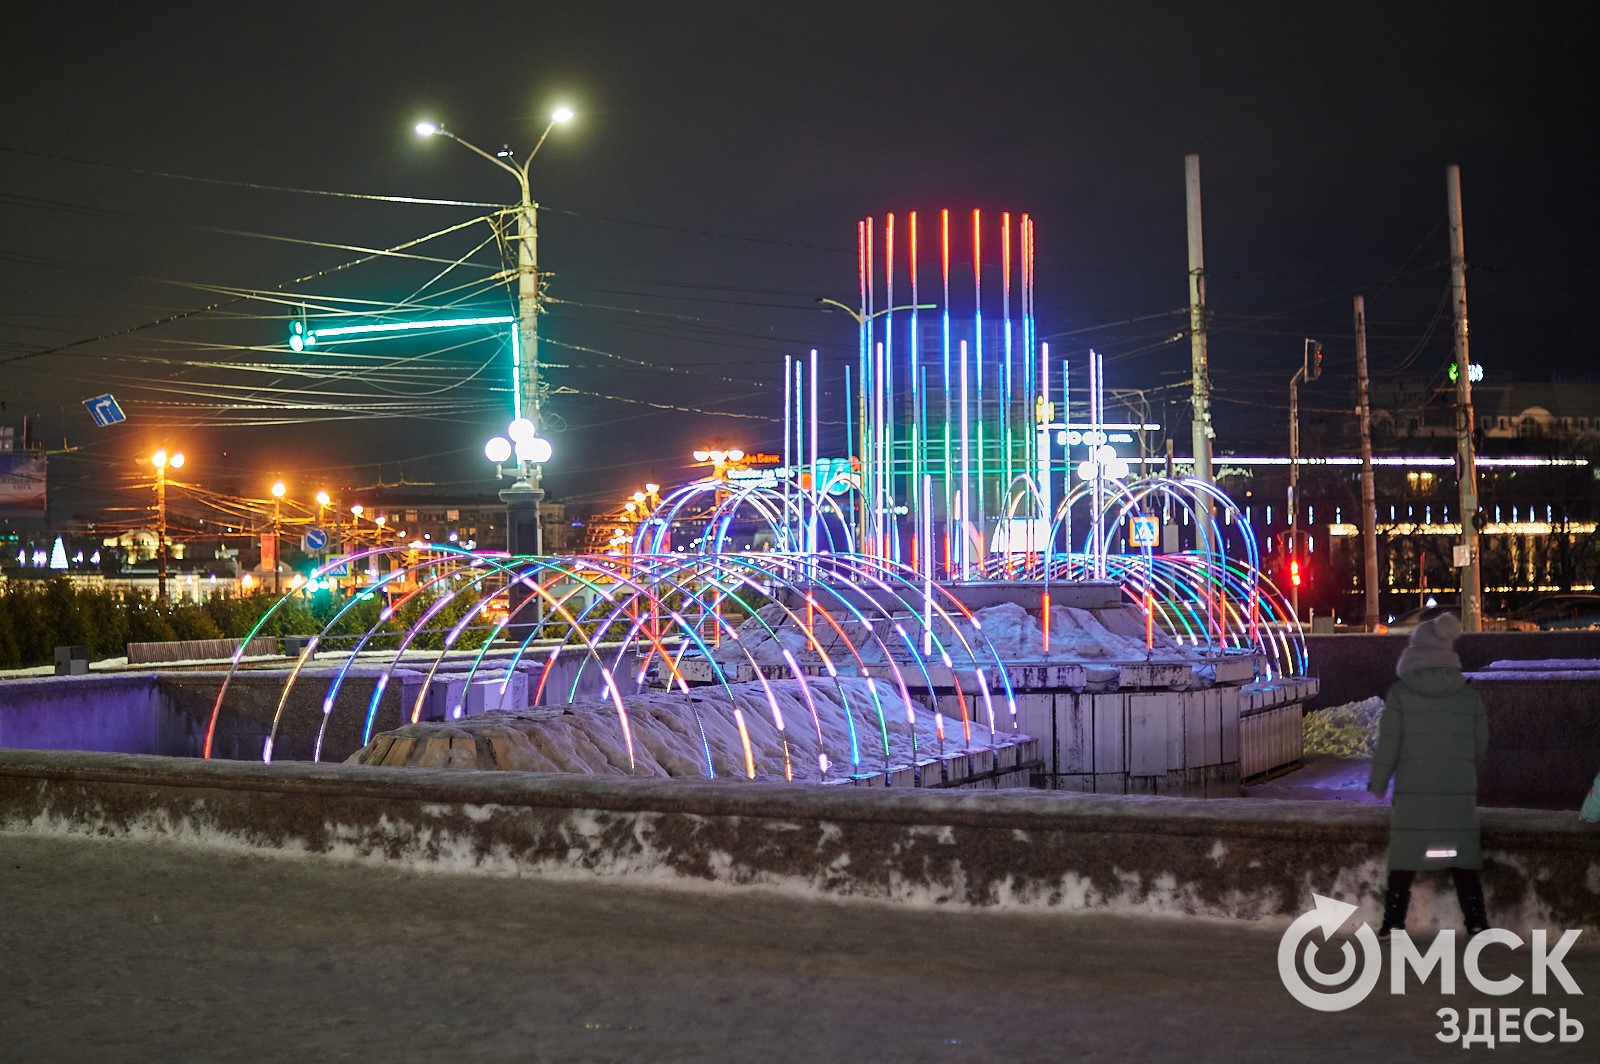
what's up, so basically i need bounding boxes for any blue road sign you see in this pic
[303,527,329,554]
[1130,514,1159,548]
[83,394,127,427]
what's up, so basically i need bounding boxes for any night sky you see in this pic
[3,2,1595,521]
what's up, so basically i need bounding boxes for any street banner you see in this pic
[0,454,46,513]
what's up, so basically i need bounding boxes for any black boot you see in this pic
[1453,869,1489,936]
[1378,870,1414,940]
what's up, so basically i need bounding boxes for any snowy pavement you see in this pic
[3,831,1595,1062]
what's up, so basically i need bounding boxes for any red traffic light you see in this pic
[1289,558,1303,587]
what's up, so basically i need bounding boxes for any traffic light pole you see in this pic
[1287,339,1322,622]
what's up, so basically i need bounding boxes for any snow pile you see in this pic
[716,599,1196,672]
[348,677,1015,783]
[1302,696,1384,758]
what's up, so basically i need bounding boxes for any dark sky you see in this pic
[3,1,1594,520]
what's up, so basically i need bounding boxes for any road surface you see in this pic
[2,831,1593,1062]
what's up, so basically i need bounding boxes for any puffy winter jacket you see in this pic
[1367,666,1489,870]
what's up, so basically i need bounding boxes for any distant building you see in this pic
[351,490,571,554]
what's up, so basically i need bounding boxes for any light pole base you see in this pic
[500,475,545,640]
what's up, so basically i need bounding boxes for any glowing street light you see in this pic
[149,448,184,601]
[692,447,744,478]
[484,416,554,630]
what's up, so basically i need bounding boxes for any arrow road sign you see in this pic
[303,527,329,554]
[83,394,127,427]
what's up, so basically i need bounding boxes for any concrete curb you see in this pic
[1,749,1595,932]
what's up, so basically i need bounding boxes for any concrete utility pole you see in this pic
[1185,155,1213,488]
[415,111,571,569]
[1353,296,1380,631]
[417,110,571,635]
[1287,339,1322,622]
[1447,165,1482,633]
[502,143,549,565]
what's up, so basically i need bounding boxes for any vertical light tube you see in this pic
[1038,340,1051,556]
[875,340,886,558]
[870,214,883,550]
[783,352,793,551]
[796,359,806,563]
[1021,215,1034,517]
[1059,350,1069,572]
[884,212,895,560]
[915,211,928,550]
[941,209,952,571]
[870,212,883,550]
[843,362,853,541]
[808,347,818,559]
[1002,211,1014,527]
[856,220,869,549]
[960,338,971,581]
[1088,348,1100,576]
[923,473,934,656]
[972,209,985,563]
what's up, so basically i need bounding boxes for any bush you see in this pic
[0,581,329,668]
[1303,696,1385,758]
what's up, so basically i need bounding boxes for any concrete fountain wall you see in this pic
[0,648,648,763]
[2,747,1593,935]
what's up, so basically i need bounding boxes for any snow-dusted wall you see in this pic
[0,749,1593,936]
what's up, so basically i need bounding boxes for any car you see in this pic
[1377,602,1459,635]
[1507,594,1600,632]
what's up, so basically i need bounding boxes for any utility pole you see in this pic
[1185,155,1213,488]
[1354,296,1380,631]
[415,111,570,631]
[499,181,546,585]
[1288,339,1322,622]
[156,463,169,603]
[271,481,285,595]
[1447,165,1482,633]
[147,450,184,602]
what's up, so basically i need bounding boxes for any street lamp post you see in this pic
[485,420,553,633]
[270,480,286,594]
[417,107,573,571]
[150,448,184,602]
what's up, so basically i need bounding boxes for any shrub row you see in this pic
[0,580,495,669]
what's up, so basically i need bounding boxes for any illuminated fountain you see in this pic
[205,208,1314,793]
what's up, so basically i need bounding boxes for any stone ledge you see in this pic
[1,748,1593,932]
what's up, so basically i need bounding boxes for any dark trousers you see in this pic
[1383,868,1489,932]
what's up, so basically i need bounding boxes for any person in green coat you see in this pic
[1367,611,1489,938]
[1583,768,1600,823]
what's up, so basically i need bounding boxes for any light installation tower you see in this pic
[851,209,1043,579]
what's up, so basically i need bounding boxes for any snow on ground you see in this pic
[352,676,1015,783]
[18,831,1593,1064]
[721,599,1194,671]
